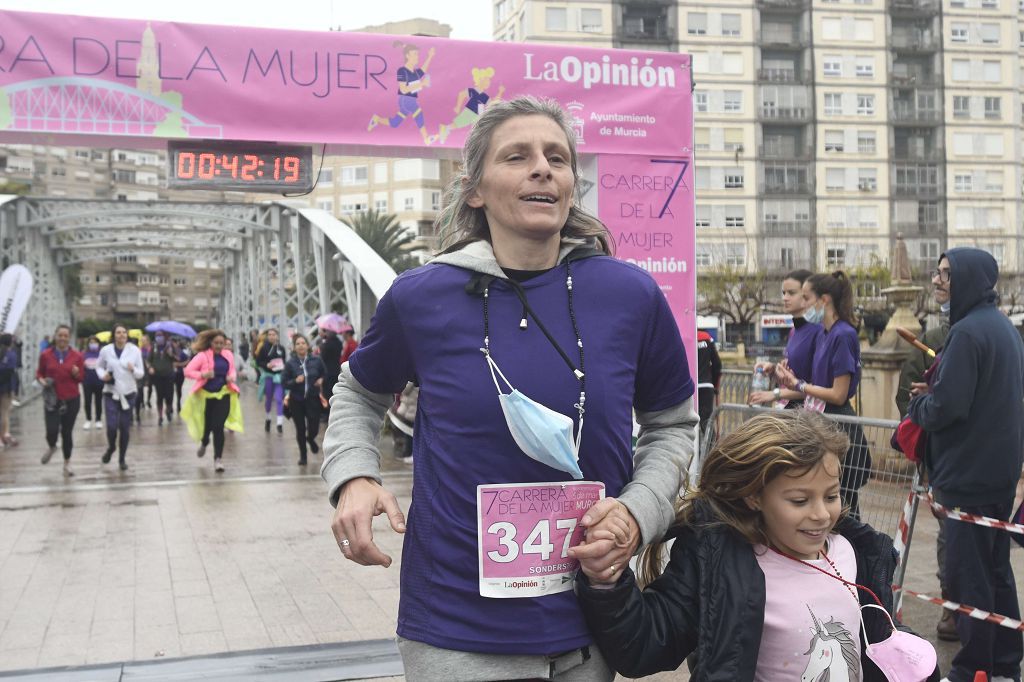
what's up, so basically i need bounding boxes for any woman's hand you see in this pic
[331,477,406,567]
[774,363,798,390]
[315,378,324,387]
[295,374,305,383]
[748,390,776,406]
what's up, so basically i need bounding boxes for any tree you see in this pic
[341,209,426,274]
[696,266,773,327]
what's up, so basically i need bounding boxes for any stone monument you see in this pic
[859,235,923,422]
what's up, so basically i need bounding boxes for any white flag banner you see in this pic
[0,264,34,334]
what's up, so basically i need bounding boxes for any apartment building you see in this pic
[258,18,458,255]
[0,143,237,326]
[495,0,1024,289]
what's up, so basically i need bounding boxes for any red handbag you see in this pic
[891,354,941,463]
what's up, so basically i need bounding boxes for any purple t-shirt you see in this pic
[465,87,490,114]
[784,318,822,383]
[811,320,860,401]
[349,254,693,655]
[397,66,425,97]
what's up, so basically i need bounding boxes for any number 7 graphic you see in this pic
[649,159,690,220]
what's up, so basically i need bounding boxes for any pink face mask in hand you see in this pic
[859,604,937,682]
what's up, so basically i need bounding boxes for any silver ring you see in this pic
[339,538,351,548]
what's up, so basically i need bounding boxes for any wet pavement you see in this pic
[0,386,1021,680]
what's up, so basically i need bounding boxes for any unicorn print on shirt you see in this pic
[802,605,860,682]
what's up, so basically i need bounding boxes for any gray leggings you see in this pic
[396,637,614,682]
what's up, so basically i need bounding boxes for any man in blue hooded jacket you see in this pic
[909,248,1024,682]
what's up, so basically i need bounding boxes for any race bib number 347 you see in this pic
[477,481,605,598]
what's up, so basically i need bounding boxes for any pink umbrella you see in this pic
[316,313,349,334]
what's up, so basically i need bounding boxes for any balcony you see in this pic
[890,73,939,88]
[756,0,809,11]
[759,29,809,47]
[758,106,811,122]
[893,182,942,197]
[891,106,941,124]
[893,221,945,236]
[890,32,939,51]
[759,145,813,160]
[763,181,813,195]
[889,0,939,13]
[762,220,813,235]
[757,68,811,83]
[892,147,944,162]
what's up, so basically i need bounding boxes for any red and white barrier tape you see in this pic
[921,493,1024,536]
[898,587,1024,632]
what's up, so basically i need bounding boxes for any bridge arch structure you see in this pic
[0,195,395,396]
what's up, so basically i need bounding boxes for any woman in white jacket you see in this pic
[94,324,144,471]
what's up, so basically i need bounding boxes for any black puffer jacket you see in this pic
[576,508,940,682]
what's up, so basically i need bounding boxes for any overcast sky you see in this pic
[0,0,494,42]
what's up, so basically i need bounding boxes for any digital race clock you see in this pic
[167,141,315,193]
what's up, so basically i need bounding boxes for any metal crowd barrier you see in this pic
[696,403,925,610]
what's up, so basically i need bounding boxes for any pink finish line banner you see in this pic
[597,155,697,377]
[0,10,692,156]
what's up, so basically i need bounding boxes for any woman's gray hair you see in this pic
[436,96,613,255]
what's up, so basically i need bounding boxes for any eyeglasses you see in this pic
[930,268,951,283]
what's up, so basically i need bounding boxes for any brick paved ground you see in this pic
[0,389,1020,680]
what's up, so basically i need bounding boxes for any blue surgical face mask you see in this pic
[804,304,825,325]
[484,352,584,480]
[88,343,99,351]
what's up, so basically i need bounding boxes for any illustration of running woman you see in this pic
[368,42,439,145]
[438,67,505,143]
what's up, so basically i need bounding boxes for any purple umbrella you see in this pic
[145,320,197,339]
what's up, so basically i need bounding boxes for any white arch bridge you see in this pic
[0,195,396,395]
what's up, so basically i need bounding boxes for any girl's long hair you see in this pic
[638,410,850,587]
[436,96,613,256]
[808,270,859,329]
[192,329,226,353]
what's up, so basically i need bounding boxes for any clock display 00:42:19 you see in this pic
[175,152,302,183]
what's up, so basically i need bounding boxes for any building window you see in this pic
[823,57,842,77]
[724,206,745,228]
[725,244,746,267]
[694,127,710,151]
[721,13,741,37]
[825,130,844,152]
[824,93,842,115]
[695,247,712,267]
[580,8,602,32]
[404,197,415,211]
[724,170,744,188]
[341,166,368,185]
[857,131,876,154]
[984,171,1003,193]
[983,61,1001,82]
[857,168,877,191]
[687,12,707,35]
[950,24,968,42]
[545,7,567,31]
[431,191,441,210]
[695,91,708,113]
[696,205,711,228]
[826,168,845,190]
[979,24,1000,44]
[984,96,1001,119]
[317,198,334,213]
[855,57,873,78]
[951,60,970,81]
[375,199,388,212]
[952,95,971,118]
[724,128,743,151]
[954,174,973,192]
[780,248,794,269]
[827,247,846,267]
[856,94,874,115]
[318,168,333,185]
[723,91,742,112]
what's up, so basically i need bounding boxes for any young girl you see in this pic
[576,410,938,682]
[776,271,870,519]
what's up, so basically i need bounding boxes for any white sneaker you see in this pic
[82,421,91,431]
[95,420,102,429]
[63,461,74,477]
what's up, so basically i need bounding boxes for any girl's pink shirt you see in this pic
[184,348,239,395]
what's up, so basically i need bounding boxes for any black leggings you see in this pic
[175,374,184,410]
[202,394,231,458]
[45,396,80,460]
[290,397,321,458]
[152,375,174,416]
[83,383,103,421]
